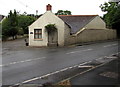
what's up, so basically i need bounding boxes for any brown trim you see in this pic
[34,29,42,39]
[34,38,43,41]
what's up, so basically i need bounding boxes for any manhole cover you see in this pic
[100,72,118,79]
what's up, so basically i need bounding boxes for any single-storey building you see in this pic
[29,4,116,47]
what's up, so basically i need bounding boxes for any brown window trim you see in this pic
[34,38,43,41]
[34,29,42,39]
[34,33,42,34]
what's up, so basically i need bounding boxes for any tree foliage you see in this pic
[111,6,120,29]
[100,2,119,28]
[55,10,72,15]
[45,24,57,34]
[2,10,18,40]
[100,2,120,38]
[2,10,36,40]
[18,15,36,34]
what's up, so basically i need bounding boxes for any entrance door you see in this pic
[48,30,58,46]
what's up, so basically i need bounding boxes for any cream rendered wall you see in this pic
[65,29,116,45]
[76,29,108,43]
[85,16,106,29]
[29,11,65,46]
[76,29,116,43]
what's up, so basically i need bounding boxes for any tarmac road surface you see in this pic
[2,39,119,85]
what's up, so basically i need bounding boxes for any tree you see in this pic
[100,2,118,28]
[111,6,120,29]
[55,10,72,15]
[100,2,120,38]
[2,18,9,40]
[2,10,36,40]
[18,14,36,34]
[2,10,18,40]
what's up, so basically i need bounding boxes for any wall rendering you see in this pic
[65,29,117,45]
[29,11,65,46]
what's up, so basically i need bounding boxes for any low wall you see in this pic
[64,35,76,45]
[65,29,116,45]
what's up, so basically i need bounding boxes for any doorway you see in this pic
[48,30,58,46]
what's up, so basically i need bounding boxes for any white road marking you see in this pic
[106,56,117,59]
[17,61,91,85]
[1,57,46,67]
[50,71,60,75]
[96,57,103,60]
[79,61,91,65]
[66,48,93,54]
[22,77,39,84]
[112,44,118,45]
[78,65,93,68]
[13,52,119,86]
[13,83,21,86]
[104,45,112,47]
[73,65,78,68]
[83,49,93,51]
[68,67,73,69]
[60,68,69,72]
[104,44,117,47]
[66,51,76,54]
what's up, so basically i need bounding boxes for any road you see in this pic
[2,39,119,85]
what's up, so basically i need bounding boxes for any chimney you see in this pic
[46,4,52,11]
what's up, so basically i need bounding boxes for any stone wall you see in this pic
[65,29,117,45]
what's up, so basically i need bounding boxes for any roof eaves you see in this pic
[64,22,71,29]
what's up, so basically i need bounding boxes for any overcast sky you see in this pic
[0,0,109,16]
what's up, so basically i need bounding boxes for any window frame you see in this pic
[34,29,42,40]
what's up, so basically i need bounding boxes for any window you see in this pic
[34,29,42,39]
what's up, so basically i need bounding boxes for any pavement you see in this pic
[1,38,119,86]
[70,58,119,85]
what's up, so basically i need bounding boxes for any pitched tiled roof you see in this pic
[0,15,4,22]
[58,15,98,33]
